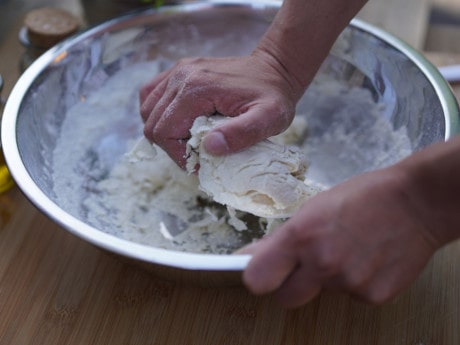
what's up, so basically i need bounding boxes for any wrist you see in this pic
[396,137,460,246]
[250,46,307,102]
[253,0,368,94]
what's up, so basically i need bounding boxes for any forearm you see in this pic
[396,135,460,246]
[253,0,368,98]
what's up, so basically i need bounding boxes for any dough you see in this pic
[186,116,318,218]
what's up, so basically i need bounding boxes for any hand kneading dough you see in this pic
[186,116,316,218]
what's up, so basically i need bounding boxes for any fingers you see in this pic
[143,94,217,168]
[242,228,323,308]
[139,68,171,107]
[142,79,177,139]
[140,77,170,124]
[274,266,322,308]
[156,137,189,169]
[140,63,216,167]
[242,233,298,295]
[348,250,431,304]
[242,225,432,309]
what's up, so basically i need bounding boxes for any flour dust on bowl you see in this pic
[2,1,459,286]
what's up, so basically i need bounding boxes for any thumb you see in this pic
[203,103,294,155]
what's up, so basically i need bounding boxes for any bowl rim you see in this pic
[2,0,459,272]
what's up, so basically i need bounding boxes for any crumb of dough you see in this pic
[185,116,321,218]
[126,137,157,162]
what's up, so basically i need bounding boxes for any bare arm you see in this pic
[254,0,368,94]
[399,135,460,246]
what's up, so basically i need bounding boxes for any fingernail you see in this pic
[203,131,229,155]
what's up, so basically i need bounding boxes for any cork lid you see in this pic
[24,8,80,48]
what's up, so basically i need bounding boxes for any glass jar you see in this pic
[19,7,80,72]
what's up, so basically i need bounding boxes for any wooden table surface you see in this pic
[1,0,460,344]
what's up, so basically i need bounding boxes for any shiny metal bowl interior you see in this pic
[2,1,459,285]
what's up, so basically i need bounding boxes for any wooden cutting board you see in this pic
[2,0,460,344]
[2,186,460,344]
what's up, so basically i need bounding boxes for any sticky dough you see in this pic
[186,116,316,218]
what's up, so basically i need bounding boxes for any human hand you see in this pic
[139,53,304,168]
[240,166,440,308]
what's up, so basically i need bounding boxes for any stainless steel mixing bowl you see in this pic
[2,1,459,286]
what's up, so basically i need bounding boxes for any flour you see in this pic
[52,60,412,254]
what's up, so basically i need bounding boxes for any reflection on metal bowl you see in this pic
[2,1,459,286]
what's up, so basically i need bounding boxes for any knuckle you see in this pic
[143,126,154,142]
[175,65,212,90]
[285,223,342,277]
[344,271,368,291]
[367,293,391,305]
[139,106,149,120]
[342,263,375,291]
[184,68,209,87]
[149,85,165,99]
[284,221,310,247]
[140,101,154,116]
[362,285,394,305]
[177,57,201,66]
[315,247,342,276]
[262,101,295,136]
[143,123,163,144]
[151,125,165,141]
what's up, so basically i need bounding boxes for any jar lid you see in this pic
[24,8,80,49]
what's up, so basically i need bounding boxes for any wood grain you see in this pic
[3,0,460,344]
[2,190,460,345]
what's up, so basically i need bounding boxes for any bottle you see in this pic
[0,75,14,194]
[0,153,14,194]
